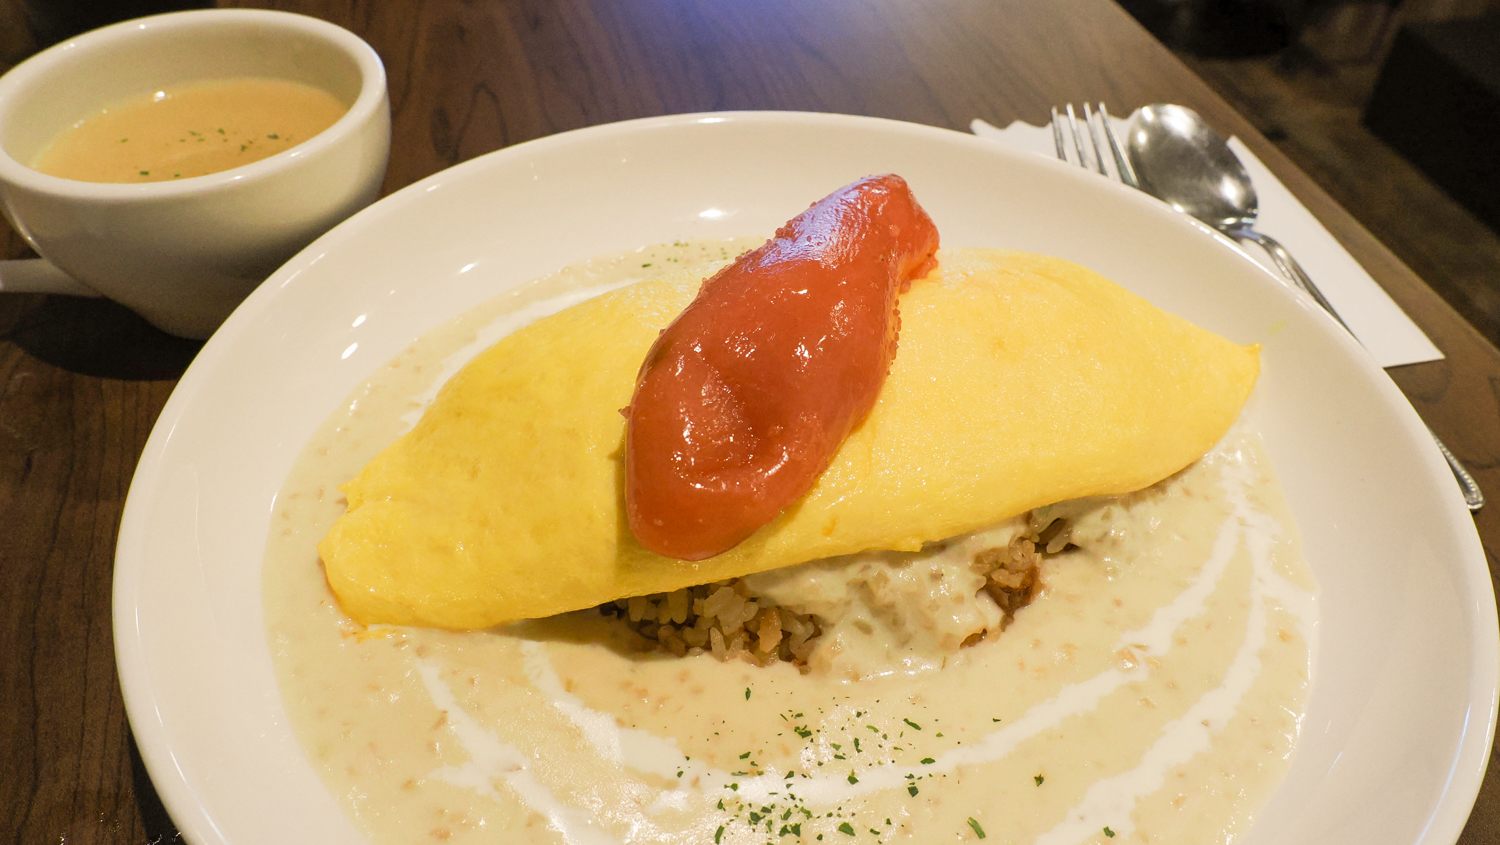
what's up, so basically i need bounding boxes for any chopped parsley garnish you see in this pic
[967,817,987,839]
[919,757,935,765]
[903,718,922,730]
[744,687,752,700]
[740,751,752,759]
[1103,826,1116,838]
[1034,774,1045,786]
[138,170,150,176]
[837,822,856,836]
[714,824,724,843]
[847,773,859,784]
[907,784,919,796]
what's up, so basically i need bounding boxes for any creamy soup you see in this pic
[265,242,1317,844]
[32,77,346,183]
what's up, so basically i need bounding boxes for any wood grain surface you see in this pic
[2,0,1495,842]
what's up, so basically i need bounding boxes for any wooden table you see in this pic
[2,0,1495,841]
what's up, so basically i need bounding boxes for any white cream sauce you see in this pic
[264,242,1318,844]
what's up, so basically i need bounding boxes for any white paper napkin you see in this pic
[971,118,1442,368]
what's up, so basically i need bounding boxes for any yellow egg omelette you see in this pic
[320,249,1260,629]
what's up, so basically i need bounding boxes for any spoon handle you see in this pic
[1233,229,1351,333]
[1232,228,1485,512]
[1432,428,1486,511]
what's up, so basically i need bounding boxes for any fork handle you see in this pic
[1232,228,1484,512]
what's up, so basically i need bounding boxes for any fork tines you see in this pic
[1051,102,1139,188]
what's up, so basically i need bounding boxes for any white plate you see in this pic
[114,112,1497,844]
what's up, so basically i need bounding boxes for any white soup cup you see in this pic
[0,9,390,338]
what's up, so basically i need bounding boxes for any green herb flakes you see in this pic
[903,718,922,730]
[1034,774,1045,786]
[837,822,856,836]
[1103,826,1116,838]
[967,817,986,839]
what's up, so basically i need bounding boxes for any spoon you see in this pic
[1123,103,1484,512]
[1123,103,1348,328]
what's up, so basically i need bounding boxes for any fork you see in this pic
[1051,103,1139,188]
[1052,101,1485,512]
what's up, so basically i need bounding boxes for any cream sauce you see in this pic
[33,77,347,183]
[264,242,1317,844]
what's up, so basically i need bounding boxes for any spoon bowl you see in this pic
[1124,103,1260,232]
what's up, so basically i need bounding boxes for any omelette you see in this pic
[319,248,1259,630]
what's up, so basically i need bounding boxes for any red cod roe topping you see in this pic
[625,174,940,560]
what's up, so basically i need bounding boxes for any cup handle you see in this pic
[0,258,102,296]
